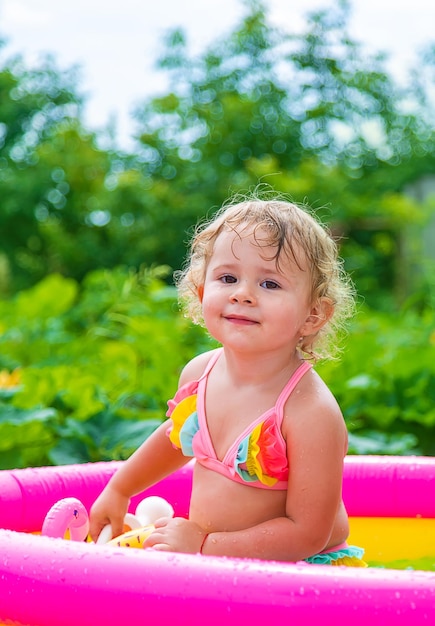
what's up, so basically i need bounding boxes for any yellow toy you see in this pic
[106,524,155,548]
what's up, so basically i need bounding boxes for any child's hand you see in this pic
[89,486,130,543]
[143,517,207,554]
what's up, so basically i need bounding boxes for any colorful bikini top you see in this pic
[166,349,312,490]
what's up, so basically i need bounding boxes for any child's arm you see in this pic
[89,421,189,542]
[90,350,218,544]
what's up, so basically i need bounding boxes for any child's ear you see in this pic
[197,285,204,303]
[300,298,334,336]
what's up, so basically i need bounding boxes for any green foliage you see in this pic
[1,1,435,310]
[0,267,211,468]
[0,265,434,468]
[317,307,435,455]
[131,0,435,308]
[0,402,57,469]
[1,2,435,466]
[0,50,88,291]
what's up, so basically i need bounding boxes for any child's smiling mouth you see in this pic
[224,314,259,326]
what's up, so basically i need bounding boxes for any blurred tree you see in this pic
[0,48,154,291]
[0,50,83,290]
[1,0,435,308]
[0,49,115,290]
[131,0,435,308]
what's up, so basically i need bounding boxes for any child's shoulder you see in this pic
[283,367,346,442]
[178,348,221,387]
[284,367,344,425]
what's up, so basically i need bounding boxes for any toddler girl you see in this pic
[90,196,365,565]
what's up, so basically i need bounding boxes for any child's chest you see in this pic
[203,382,282,461]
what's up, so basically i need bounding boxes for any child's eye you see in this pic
[261,280,280,290]
[220,274,237,284]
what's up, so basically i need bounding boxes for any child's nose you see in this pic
[229,282,255,304]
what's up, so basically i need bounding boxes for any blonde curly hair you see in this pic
[175,195,355,361]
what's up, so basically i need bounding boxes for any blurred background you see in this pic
[2,0,433,151]
[0,0,434,468]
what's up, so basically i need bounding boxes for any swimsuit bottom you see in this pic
[304,543,367,567]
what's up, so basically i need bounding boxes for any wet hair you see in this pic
[175,194,355,361]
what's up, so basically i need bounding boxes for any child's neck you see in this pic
[220,346,302,387]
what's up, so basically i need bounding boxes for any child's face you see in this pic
[200,224,315,355]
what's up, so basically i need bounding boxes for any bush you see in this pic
[0,266,212,468]
[0,268,433,469]
[317,307,435,455]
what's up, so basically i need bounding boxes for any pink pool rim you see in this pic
[1,455,435,626]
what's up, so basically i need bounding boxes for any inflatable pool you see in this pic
[1,455,435,625]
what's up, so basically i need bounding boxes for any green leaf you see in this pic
[0,404,57,467]
[15,274,78,320]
